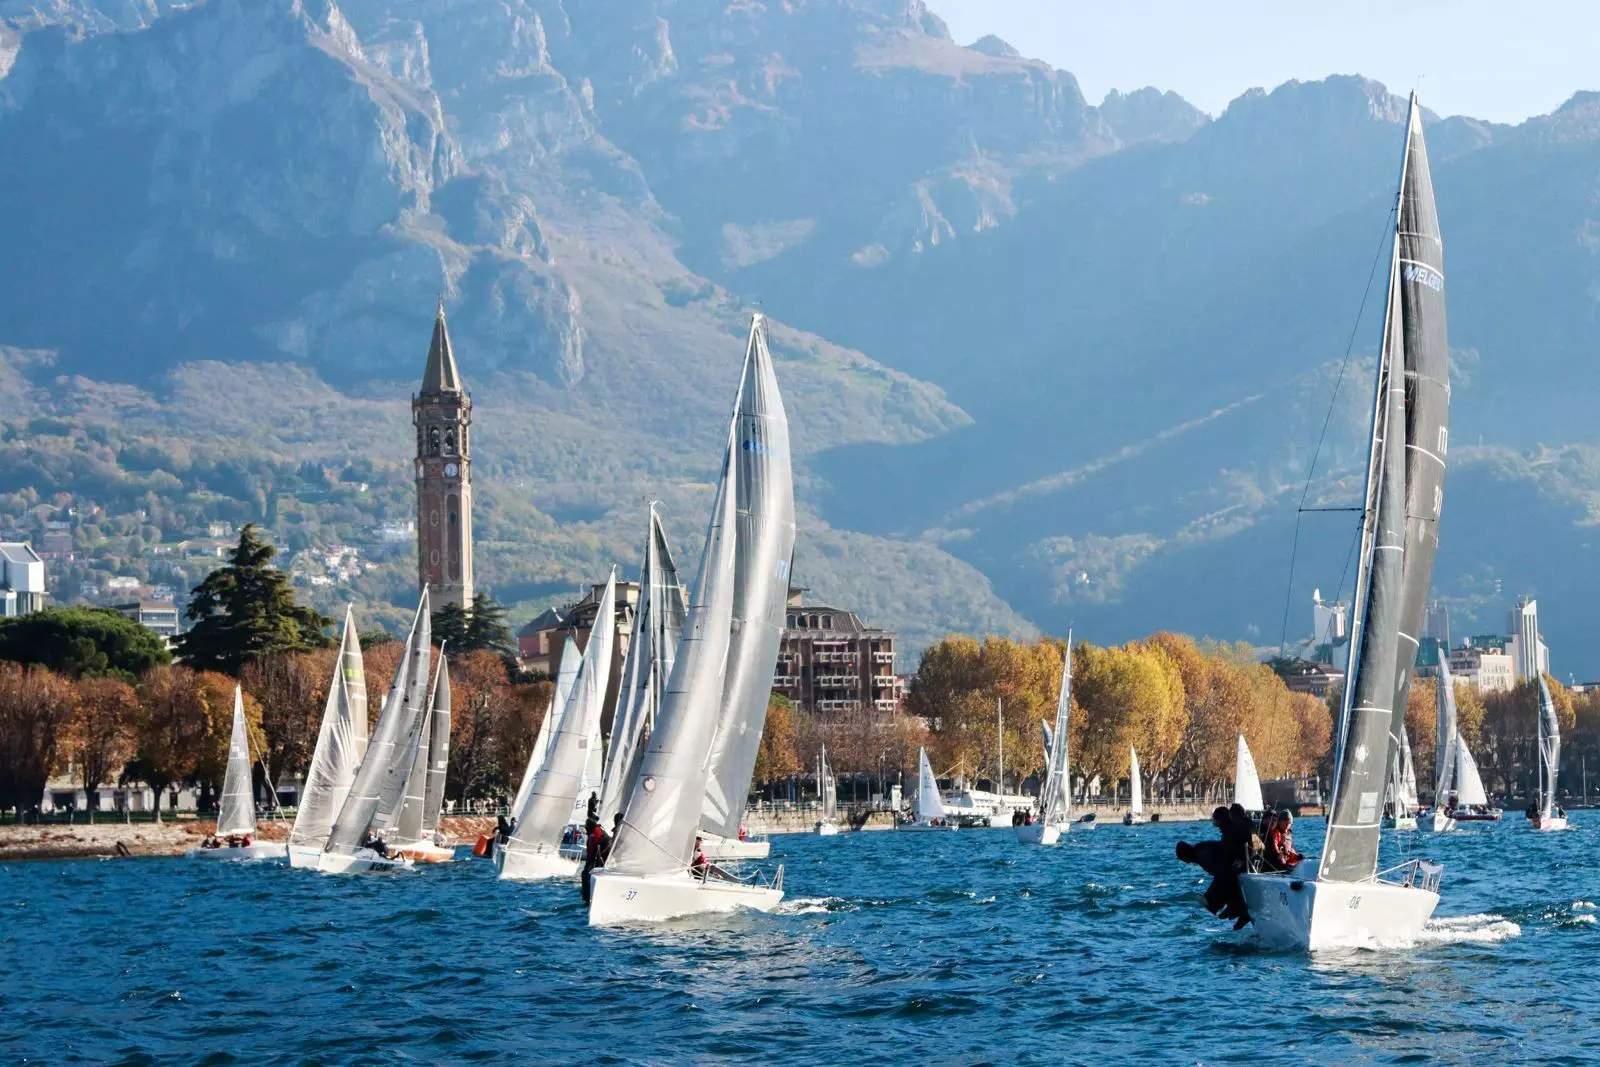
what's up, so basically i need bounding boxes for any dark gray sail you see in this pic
[422,653,452,835]
[1391,93,1451,746]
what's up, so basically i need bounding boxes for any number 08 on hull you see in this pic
[1240,872,1438,951]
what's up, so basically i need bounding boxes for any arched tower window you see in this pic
[428,426,441,455]
[444,428,457,455]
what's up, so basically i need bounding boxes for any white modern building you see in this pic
[0,542,45,616]
[1506,596,1549,683]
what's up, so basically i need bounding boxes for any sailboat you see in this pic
[188,686,285,861]
[499,571,617,880]
[395,653,455,863]
[498,632,582,863]
[1241,94,1448,950]
[1123,747,1145,826]
[1529,675,1568,831]
[1385,725,1419,829]
[1018,636,1074,844]
[1451,730,1500,821]
[1426,656,1460,831]
[814,745,841,835]
[320,590,434,874]
[288,608,369,867]
[589,313,792,924]
[1234,735,1264,813]
[902,747,956,831]
[598,506,686,828]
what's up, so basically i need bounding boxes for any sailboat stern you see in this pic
[1014,823,1063,845]
[587,868,783,925]
[1241,864,1440,951]
[495,845,579,881]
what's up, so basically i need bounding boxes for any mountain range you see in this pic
[2,0,1598,672]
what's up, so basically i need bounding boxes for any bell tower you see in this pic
[413,300,474,609]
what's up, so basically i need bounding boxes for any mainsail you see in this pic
[505,571,617,863]
[510,632,580,820]
[216,687,256,838]
[290,608,368,849]
[599,506,687,823]
[394,656,434,844]
[1434,654,1459,802]
[1234,735,1264,813]
[422,654,451,836]
[607,436,740,878]
[1399,724,1418,812]
[819,745,838,822]
[1454,732,1489,807]
[369,602,434,837]
[916,747,944,821]
[1129,748,1144,816]
[1536,674,1561,818]
[701,315,797,838]
[1040,635,1073,824]
[325,590,430,854]
[1322,94,1448,883]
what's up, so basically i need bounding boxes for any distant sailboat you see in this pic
[500,571,617,880]
[396,652,455,863]
[504,632,581,849]
[288,608,368,867]
[1451,731,1499,821]
[1385,724,1419,829]
[589,315,791,924]
[320,590,433,874]
[902,747,956,831]
[188,686,284,861]
[1233,735,1264,813]
[1018,634,1074,844]
[1529,675,1568,831]
[814,746,840,836]
[1426,656,1460,832]
[1241,94,1448,949]
[1123,748,1145,826]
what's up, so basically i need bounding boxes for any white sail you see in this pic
[1434,654,1459,801]
[215,686,256,837]
[325,589,431,854]
[1234,734,1264,813]
[819,745,838,821]
[505,571,617,863]
[701,314,797,839]
[1454,732,1489,807]
[607,436,740,878]
[1040,634,1074,823]
[916,747,944,820]
[393,649,435,843]
[1129,747,1144,816]
[422,653,451,835]
[1537,674,1561,818]
[369,603,434,837]
[289,607,367,849]
[510,632,580,820]
[1399,724,1418,811]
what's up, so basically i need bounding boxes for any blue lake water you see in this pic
[1,817,1595,1064]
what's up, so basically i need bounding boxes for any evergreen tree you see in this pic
[464,593,515,655]
[176,524,331,675]
[0,606,171,682]
[430,601,471,651]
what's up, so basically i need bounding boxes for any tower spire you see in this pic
[421,297,462,394]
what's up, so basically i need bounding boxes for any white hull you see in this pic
[1240,872,1439,951]
[1386,816,1418,830]
[1530,815,1568,832]
[287,843,326,868]
[899,820,957,832]
[1425,810,1456,833]
[395,840,456,864]
[588,869,782,925]
[1123,813,1145,826]
[495,846,579,881]
[185,841,286,862]
[814,821,840,836]
[317,849,413,874]
[1014,823,1063,845]
[701,835,769,861]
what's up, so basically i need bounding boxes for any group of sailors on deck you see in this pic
[1175,804,1304,931]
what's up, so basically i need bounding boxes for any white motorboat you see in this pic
[904,747,958,831]
[1018,634,1074,844]
[589,867,783,925]
[1236,94,1447,950]
[188,686,284,864]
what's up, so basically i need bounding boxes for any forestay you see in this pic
[1234,735,1264,813]
[607,441,739,878]
[216,687,257,838]
[701,315,797,839]
[505,572,617,862]
[289,608,368,849]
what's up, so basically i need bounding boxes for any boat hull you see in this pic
[1385,816,1418,830]
[814,821,840,836]
[701,835,770,861]
[899,820,957,832]
[185,842,286,862]
[1529,815,1568,832]
[1452,810,1502,822]
[587,869,782,925]
[287,843,326,868]
[1240,872,1438,951]
[317,849,413,874]
[395,840,456,864]
[1123,813,1145,826]
[1424,810,1456,833]
[495,846,578,881]
[1015,823,1063,845]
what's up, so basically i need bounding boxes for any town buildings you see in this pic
[0,542,45,616]
[517,580,639,733]
[1506,595,1548,683]
[1275,657,1345,699]
[773,589,899,717]
[413,301,474,609]
[114,599,182,640]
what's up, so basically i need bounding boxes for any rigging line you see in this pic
[1276,203,1400,655]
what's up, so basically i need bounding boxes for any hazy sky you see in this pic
[932,1,1598,124]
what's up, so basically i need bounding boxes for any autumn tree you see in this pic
[241,648,335,786]
[0,663,76,814]
[186,672,264,811]
[69,676,139,809]
[488,677,553,803]
[131,667,211,819]
[177,524,332,675]
[753,695,803,786]
[447,650,531,801]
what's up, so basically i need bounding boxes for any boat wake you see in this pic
[1415,913,1522,947]
[779,897,854,915]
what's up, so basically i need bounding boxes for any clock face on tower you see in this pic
[444,462,459,477]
